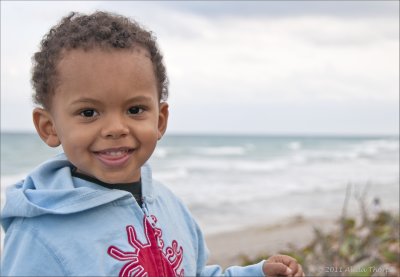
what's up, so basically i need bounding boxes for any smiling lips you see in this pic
[94,147,134,167]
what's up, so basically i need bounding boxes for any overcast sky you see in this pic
[1,1,399,135]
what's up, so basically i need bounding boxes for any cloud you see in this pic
[1,1,398,134]
[161,14,398,103]
[156,1,399,19]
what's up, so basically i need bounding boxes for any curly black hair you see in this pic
[31,11,168,109]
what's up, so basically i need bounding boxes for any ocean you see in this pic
[1,132,399,234]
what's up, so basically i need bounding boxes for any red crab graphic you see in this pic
[108,215,184,277]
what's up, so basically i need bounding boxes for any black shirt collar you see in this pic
[71,168,142,205]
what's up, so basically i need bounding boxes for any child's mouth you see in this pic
[94,147,134,167]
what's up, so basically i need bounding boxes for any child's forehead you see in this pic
[55,47,155,84]
[59,46,151,63]
[53,47,157,96]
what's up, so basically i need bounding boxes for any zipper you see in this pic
[141,197,157,228]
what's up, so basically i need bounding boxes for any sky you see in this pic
[1,1,399,136]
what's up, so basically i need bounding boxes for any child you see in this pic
[1,11,304,277]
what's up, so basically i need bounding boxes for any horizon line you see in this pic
[1,129,399,138]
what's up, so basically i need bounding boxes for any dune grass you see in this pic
[241,184,400,277]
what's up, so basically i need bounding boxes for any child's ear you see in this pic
[32,108,61,147]
[157,102,169,140]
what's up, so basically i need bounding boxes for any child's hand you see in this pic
[262,254,304,277]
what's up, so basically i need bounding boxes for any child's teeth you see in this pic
[106,150,125,156]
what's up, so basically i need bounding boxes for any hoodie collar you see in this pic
[1,153,155,231]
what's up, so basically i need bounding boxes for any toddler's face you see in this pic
[39,48,168,183]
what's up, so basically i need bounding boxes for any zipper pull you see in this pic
[142,198,157,228]
[141,197,149,215]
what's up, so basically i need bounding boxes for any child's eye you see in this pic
[80,109,98,117]
[128,106,145,115]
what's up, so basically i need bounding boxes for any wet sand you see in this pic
[205,216,336,268]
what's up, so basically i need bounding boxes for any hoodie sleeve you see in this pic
[200,261,265,276]
[1,226,68,276]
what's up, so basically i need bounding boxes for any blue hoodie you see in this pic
[1,154,265,276]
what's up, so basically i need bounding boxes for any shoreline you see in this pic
[205,215,337,268]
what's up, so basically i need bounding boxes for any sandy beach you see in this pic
[205,216,337,268]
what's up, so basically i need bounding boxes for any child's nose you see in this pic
[101,114,129,139]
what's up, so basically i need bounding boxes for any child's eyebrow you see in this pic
[126,95,155,103]
[70,98,102,106]
[70,96,155,105]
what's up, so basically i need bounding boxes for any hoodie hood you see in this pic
[1,153,154,231]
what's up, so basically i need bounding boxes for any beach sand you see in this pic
[205,216,337,268]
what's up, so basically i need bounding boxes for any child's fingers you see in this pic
[271,255,298,275]
[265,255,305,276]
[269,255,298,272]
[285,256,300,275]
[293,264,304,277]
[263,262,293,276]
